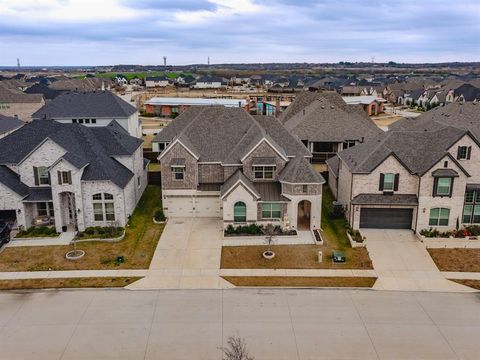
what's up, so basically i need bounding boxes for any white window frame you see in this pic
[92,193,115,222]
[172,166,185,181]
[383,173,395,191]
[253,166,275,179]
[429,208,450,226]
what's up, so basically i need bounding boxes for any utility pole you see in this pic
[163,56,167,66]
[207,56,210,66]
[17,58,20,69]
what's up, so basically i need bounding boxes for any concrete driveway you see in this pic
[363,229,473,292]
[128,218,232,290]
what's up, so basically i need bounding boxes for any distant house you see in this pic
[129,78,143,86]
[32,91,141,137]
[145,76,170,88]
[192,76,227,89]
[25,83,63,100]
[454,84,480,103]
[280,92,382,168]
[0,86,45,121]
[340,85,362,96]
[0,114,24,139]
[342,96,386,116]
[175,75,196,87]
[146,97,247,124]
[49,78,111,92]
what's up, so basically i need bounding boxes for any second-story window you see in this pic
[253,166,274,179]
[457,146,471,160]
[58,171,72,185]
[34,166,50,185]
[435,177,452,197]
[379,173,399,192]
[173,167,185,180]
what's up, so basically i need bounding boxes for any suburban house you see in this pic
[0,86,45,121]
[192,76,227,89]
[145,97,247,120]
[327,102,480,232]
[0,114,24,139]
[0,120,148,233]
[342,95,386,116]
[450,84,480,103]
[155,106,325,231]
[145,76,171,88]
[280,91,382,167]
[32,91,141,137]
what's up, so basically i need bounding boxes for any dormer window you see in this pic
[254,166,274,179]
[435,177,452,196]
[33,166,50,185]
[457,146,471,160]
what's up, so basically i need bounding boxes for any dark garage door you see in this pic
[360,208,413,229]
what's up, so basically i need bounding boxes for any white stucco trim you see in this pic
[220,180,260,200]
[240,138,288,162]
[158,138,199,161]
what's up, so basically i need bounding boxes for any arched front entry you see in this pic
[59,191,77,231]
[297,200,311,230]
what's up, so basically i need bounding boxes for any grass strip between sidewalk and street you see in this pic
[222,276,377,288]
[428,248,480,272]
[0,277,142,291]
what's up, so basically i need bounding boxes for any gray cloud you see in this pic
[0,0,478,65]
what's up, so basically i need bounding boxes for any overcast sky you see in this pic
[0,0,479,66]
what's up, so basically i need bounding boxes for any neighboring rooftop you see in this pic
[32,91,137,119]
[0,86,43,103]
[0,114,24,134]
[145,97,247,108]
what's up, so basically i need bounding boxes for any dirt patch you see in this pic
[428,248,480,272]
[0,277,141,290]
[450,279,480,291]
[223,276,376,287]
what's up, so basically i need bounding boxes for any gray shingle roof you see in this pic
[155,106,308,163]
[338,126,468,176]
[32,91,136,119]
[0,114,24,135]
[282,94,382,143]
[252,157,276,165]
[351,194,418,205]
[0,86,43,103]
[432,169,459,177]
[326,156,340,177]
[24,187,53,202]
[220,170,260,198]
[279,156,325,184]
[0,120,141,188]
[0,166,29,196]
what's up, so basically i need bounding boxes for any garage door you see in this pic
[165,197,193,217]
[360,208,413,229]
[194,197,221,218]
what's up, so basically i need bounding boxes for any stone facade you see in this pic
[282,183,322,196]
[198,164,224,183]
[242,141,286,182]
[160,142,197,190]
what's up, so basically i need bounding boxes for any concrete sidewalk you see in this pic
[0,269,148,280]
[442,271,480,280]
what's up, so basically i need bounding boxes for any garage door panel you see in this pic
[360,208,413,229]
[165,197,193,217]
[194,197,221,218]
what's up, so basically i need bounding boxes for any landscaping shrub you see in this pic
[224,224,296,236]
[348,228,364,242]
[466,225,480,236]
[16,226,58,238]
[154,208,166,222]
[77,226,124,239]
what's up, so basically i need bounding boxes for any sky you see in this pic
[0,0,479,66]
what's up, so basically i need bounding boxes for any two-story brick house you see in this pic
[327,103,480,232]
[32,91,141,137]
[155,106,325,230]
[0,120,147,233]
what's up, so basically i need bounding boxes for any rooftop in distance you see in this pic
[145,97,247,107]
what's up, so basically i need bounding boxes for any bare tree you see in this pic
[222,333,254,360]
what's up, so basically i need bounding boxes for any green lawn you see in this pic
[321,186,351,250]
[0,186,164,271]
[96,71,192,81]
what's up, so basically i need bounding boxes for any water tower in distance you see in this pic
[163,56,167,66]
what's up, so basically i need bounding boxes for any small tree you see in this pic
[222,334,254,360]
[262,224,276,252]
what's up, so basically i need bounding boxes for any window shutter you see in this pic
[450,178,454,198]
[394,174,400,191]
[432,178,438,197]
[379,174,384,191]
[456,146,461,159]
[33,167,39,186]
[467,146,472,160]
[58,171,62,185]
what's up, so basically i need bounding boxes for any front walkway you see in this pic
[6,231,75,247]
[363,229,474,292]
[127,218,233,289]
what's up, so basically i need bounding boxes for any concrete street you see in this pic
[0,288,479,360]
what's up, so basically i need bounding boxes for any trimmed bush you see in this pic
[154,208,166,222]
[77,226,124,239]
[16,226,59,238]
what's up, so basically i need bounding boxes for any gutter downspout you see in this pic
[414,175,421,233]
[350,172,354,228]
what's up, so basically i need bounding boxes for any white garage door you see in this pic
[165,197,193,217]
[194,197,221,218]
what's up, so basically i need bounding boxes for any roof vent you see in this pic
[330,105,334,109]
[302,109,305,115]
[321,105,325,109]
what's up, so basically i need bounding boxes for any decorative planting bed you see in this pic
[14,226,60,239]
[224,224,297,237]
[75,226,125,243]
[346,230,366,248]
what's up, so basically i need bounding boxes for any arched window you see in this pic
[92,193,115,221]
[234,202,247,222]
[429,208,449,226]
